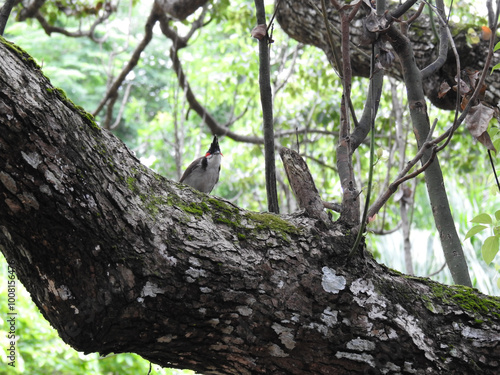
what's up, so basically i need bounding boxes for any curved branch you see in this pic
[17,0,46,21]
[158,7,264,144]
[420,0,449,78]
[93,5,158,117]
[34,10,113,42]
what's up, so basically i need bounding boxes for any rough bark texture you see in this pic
[276,0,500,110]
[1,38,500,374]
[279,147,330,225]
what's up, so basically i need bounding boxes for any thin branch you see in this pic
[389,0,420,19]
[488,150,500,193]
[320,0,342,75]
[254,0,280,213]
[110,82,133,130]
[272,42,301,99]
[367,118,438,219]
[159,8,263,144]
[93,6,158,116]
[323,200,342,212]
[350,43,377,257]
[34,9,112,43]
[302,154,338,171]
[421,0,449,78]
[425,262,447,277]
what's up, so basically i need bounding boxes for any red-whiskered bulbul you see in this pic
[179,136,222,194]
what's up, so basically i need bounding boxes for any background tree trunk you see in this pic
[1,39,500,374]
[276,0,500,110]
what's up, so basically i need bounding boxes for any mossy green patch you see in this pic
[245,211,300,237]
[0,36,41,69]
[430,283,500,319]
[182,202,209,216]
[50,87,100,130]
[1,37,99,131]
[126,174,168,217]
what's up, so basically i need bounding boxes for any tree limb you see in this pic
[93,5,158,117]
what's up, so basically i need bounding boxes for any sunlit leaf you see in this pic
[471,213,493,224]
[482,236,499,264]
[494,41,500,52]
[464,225,488,240]
[495,210,500,221]
[492,62,500,74]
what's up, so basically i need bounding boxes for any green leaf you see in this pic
[464,224,488,240]
[471,213,493,224]
[496,210,500,221]
[492,62,500,74]
[482,236,499,264]
[494,41,500,52]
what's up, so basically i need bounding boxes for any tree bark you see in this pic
[1,39,500,374]
[276,0,500,110]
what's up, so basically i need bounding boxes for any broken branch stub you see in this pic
[280,147,331,225]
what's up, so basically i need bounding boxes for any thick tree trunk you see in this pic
[1,39,500,374]
[276,0,500,110]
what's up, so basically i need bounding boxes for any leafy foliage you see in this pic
[465,210,500,287]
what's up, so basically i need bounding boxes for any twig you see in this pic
[367,119,438,219]
[426,262,447,277]
[93,5,158,116]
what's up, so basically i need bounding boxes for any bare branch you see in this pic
[367,118,438,219]
[109,82,133,130]
[17,0,46,21]
[34,9,113,42]
[158,6,264,144]
[93,5,158,117]
[420,0,448,78]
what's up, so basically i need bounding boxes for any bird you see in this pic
[179,136,222,194]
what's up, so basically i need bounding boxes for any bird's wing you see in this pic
[179,156,204,182]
